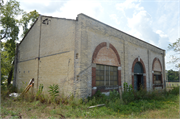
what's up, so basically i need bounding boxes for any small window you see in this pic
[96,64,118,87]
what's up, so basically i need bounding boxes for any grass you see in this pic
[1,84,179,118]
[1,95,179,118]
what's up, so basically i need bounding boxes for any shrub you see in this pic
[48,84,59,102]
[169,86,179,95]
[122,82,134,104]
[36,84,43,96]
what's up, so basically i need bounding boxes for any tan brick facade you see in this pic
[14,14,165,98]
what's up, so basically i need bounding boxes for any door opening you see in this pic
[137,75,143,91]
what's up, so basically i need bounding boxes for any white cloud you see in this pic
[156,30,168,37]
[54,0,104,19]
[115,0,175,70]
[110,14,120,25]
[116,0,143,11]
[156,1,179,43]
[19,0,68,14]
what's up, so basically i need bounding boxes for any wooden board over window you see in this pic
[153,60,162,72]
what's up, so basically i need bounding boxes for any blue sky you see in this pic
[15,0,180,70]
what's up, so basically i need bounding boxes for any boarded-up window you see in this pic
[153,59,162,85]
[153,60,162,72]
[154,71,161,84]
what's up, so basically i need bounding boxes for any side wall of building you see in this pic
[38,16,76,95]
[76,14,165,97]
[16,16,76,96]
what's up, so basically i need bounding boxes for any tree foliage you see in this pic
[168,38,180,68]
[0,0,22,41]
[0,0,39,85]
[167,69,179,82]
[20,10,39,37]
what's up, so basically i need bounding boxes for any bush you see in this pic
[169,86,179,95]
[122,82,134,103]
[48,84,59,102]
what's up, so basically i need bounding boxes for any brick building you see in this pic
[13,13,166,98]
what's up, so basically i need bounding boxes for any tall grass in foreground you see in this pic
[1,83,179,116]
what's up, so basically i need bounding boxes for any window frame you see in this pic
[96,64,118,87]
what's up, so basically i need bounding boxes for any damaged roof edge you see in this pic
[78,13,165,52]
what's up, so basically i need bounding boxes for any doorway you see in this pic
[137,74,143,91]
[133,62,144,91]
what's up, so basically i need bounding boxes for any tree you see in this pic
[20,10,39,37]
[167,69,179,82]
[0,0,22,41]
[168,38,180,68]
[0,0,39,85]
[0,0,22,85]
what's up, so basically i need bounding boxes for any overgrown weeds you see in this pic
[1,83,179,118]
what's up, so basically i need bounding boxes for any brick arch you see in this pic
[92,42,107,63]
[131,58,146,90]
[91,42,121,96]
[132,58,146,73]
[92,43,121,65]
[152,58,163,89]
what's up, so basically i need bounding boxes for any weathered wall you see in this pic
[16,14,165,98]
[40,16,76,57]
[150,51,165,90]
[76,14,165,97]
[38,16,76,95]
[16,16,76,95]
[16,59,38,90]
[38,51,74,96]
[16,17,41,90]
[18,18,40,61]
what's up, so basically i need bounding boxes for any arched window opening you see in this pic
[152,58,162,87]
[91,42,121,95]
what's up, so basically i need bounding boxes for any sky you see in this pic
[12,0,180,70]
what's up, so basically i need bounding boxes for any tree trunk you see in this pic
[7,66,13,85]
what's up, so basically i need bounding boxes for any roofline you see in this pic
[78,13,165,51]
[19,14,76,46]
[19,13,165,52]
[19,15,39,46]
[40,14,76,21]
